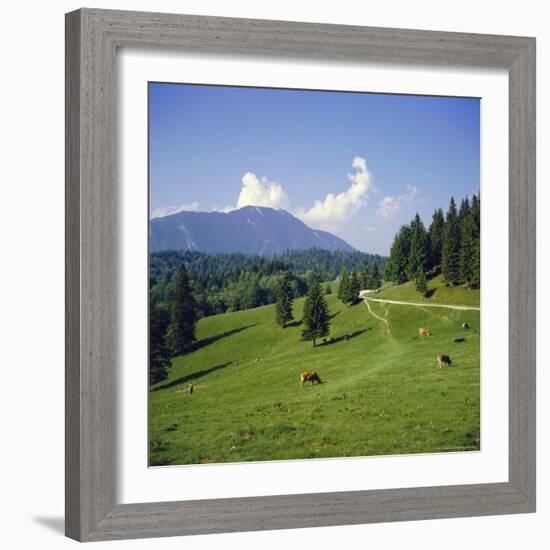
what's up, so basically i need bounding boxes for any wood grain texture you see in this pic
[65,8,536,542]
[65,9,81,541]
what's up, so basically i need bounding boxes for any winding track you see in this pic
[363,299,390,335]
[361,295,479,335]
[363,296,480,311]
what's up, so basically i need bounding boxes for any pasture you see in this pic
[149,287,480,466]
[375,274,480,306]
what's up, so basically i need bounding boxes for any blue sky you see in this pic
[149,82,479,255]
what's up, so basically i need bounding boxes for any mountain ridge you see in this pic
[149,205,356,256]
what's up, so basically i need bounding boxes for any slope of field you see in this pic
[149,289,480,466]
[375,274,480,307]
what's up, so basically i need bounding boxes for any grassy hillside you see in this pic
[149,285,480,466]
[375,274,480,307]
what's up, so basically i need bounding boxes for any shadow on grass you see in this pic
[424,288,437,298]
[287,313,338,328]
[320,328,370,346]
[152,361,234,392]
[191,324,256,352]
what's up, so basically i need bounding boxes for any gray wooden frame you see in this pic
[65,8,536,542]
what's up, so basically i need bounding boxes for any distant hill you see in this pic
[149,206,356,255]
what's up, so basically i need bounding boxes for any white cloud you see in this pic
[295,156,373,229]
[376,185,418,220]
[236,172,289,210]
[404,184,418,200]
[376,196,400,219]
[151,201,200,219]
[211,204,235,213]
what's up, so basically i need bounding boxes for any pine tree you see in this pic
[149,300,171,385]
[349,269,361,304]
[442,197,462,285]
[275,271,294,327]
[383,258,393,283]
[370,260,381,289]
[471,235,481,289]
[458,196,471,225]
[471,193,481,238]
[301,281,331,347]
[460,214,477,288]
[415,267,428,295]
[338,268,351,303]
[407,213,428,279]
[387,225,411,284]
[428,208,445,271]
[167,263,198,356]
[323,261,331,282]
[360,259,370,290]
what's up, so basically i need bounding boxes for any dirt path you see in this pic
[363,297,480,311]
[364,300,390,335]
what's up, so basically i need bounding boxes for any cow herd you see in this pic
[299,320,471,385]
[419,320,471,369]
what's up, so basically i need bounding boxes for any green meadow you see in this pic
[149,278,480,466]
[375,274,480,306]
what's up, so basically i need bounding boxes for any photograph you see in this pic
[148,82,481,467]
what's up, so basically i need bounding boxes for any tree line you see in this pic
[384,193,480,291]
[336,258,382,306]
[150,248,385,319]
[150,263,334,384]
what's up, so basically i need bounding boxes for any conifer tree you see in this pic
[149,300,171,384]
[338,268,351,303]
[275,271,294,327]
[460,214,477,288]
[368,260,381,289]
[407,213,428,279]
[349,269,361,304]
[428,208,445,271]
[374,260,382,288]
[471,235,481,289]
[360,259,370,289]
[301,281,331,347]
[387,225,411,284]
[471,193,481,238]
[458,196,471,225]
[442,197,462,285]
[415,267,428,295]
[167,263,198,356]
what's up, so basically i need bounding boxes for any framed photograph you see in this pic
[65,8,536,542]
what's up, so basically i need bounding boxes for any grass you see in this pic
[375,274,480,307]
[149,282,480,466]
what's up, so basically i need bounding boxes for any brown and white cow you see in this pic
[419,326,432,336]
[436,354,452,368]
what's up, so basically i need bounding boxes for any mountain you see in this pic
[149,206,356,256]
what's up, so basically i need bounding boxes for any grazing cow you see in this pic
[300,371,322,385]
[436,354,452,368]
[462,322,470,330]
[188,383,194,395]
[419,326,432,337]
